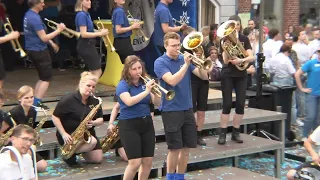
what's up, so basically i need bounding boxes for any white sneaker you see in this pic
[296,119,304,126]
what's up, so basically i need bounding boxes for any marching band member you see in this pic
[0,124,37,180]
[154,32,208,180]
[24,0,66,110]
[52,71,104,167]
[0,31,20,90]
[154,0,187,54]
[74,0,108,78]
[112,0,140,64]
[108,102,128,162]
[218,15,254,145]
[116,55,157,180]
[0,85,47,172]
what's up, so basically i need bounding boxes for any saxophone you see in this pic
[0,112,17,148]
[61,94,102,159]
[100,123,120,153]
[33,106,48,146]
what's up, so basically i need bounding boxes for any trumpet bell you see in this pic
[165,90,175,101]
[182,32,203,50]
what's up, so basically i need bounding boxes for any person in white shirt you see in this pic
[262,28,282,71]
[0,124,36,180]
[308,29,320,56]
[287,125,320,179]
[292,29,311,120]
[269,44,297,125]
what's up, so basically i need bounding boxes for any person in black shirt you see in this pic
[218,15,254,145]
[52,71,104,167]
[0,85,48,172]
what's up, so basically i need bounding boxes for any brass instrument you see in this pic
[217,20,249,71]
[172,18,185,26]
[0,112,17,148]
[60,94,102,159]
[139,74,175,101]
[44,18,80,39]
[127,11,149,41]
[180,32,213,70]
[100,122,120,153]
[3,18,27,58]
[32,106,48,146]
[96,17,116,52]
[295,162,320,179]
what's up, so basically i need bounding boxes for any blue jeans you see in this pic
[271,77,297,124]
[303,94,320,138]
[296,76,307,118]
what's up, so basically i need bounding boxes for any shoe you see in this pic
[197,136,206,146]
[218,128,227,145]
[231,127,243,143]
[62,155,81,167]
[36,102,50,110]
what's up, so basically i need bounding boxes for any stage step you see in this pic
[38,134,282,180]
[152,166,279,180]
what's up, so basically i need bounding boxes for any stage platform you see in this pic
[152,166,279,180]
[38,134,282,180]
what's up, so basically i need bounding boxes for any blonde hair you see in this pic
[164,32,180,46]
[17,86,34,100]
[121,55,147,86]
[74,0,83,12]
[79,71,98,88]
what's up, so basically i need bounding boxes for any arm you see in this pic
[36,29,62,43]
[162,64,189,86]
[192,67,209,80]
[79,26,104,39]
[109,102,120,125]
[92,117,103,126]
[151,93,161,107]
[294,69,305,91]
[0,31,19,44]
[243,49,254,62]
[115,23,140,34]
[119,91,150,107]
[304,137,319,163]
[51,115,67,136]
[161,23,182,33]
[0,121,10,135]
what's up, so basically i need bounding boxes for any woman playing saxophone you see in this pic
[0,85,47,172]
[52,71,104,167]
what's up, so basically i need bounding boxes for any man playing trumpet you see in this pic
[154,32,209,180]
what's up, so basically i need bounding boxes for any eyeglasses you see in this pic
[17,137,36,144]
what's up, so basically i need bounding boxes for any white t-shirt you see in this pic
[0,151,35,180]
[269,53,296,78]
[310,126,320,144]
[292,42,312,64]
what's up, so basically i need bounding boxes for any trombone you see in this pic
[4,18,27,58]
[44,18,80,39]
[96,17,115,52]
[177,50,212,70]
[139,74,175,101]
[127,11,149,41]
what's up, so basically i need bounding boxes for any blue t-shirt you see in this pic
[24,10,48,51]
[112,7,132,38]
[154,2,174,46]
[116,80,151,120]
[75,11,94,33]
[154,54,195,111]
[301,59,320,96]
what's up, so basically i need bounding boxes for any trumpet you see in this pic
[173,18,185,26]
[177,50,212,70]
[139,74,175,101]
[127,11,149,41]
[4,18,26,58]
[44,18,80,39]
[96,17,115,52]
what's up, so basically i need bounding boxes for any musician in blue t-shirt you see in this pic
[154,0,187,54]
[74,0,108,79]
[112,0,140,64]
[154,32,209,180]
[24,0,66,110]
[116,55,158,180]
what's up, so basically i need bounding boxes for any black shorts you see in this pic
[113,37,134,64]
[191,80,209,112]
[77,38,101,71]
[161,109,197,149]
[118,116,155,160]
[27,49,52,81]
[0,52,5,80]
